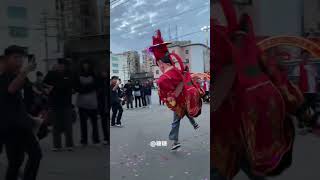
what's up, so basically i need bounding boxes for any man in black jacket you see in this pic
[124,80,133,109]
[0,45,42,180]
[110,76,123,127]
[43,58,74,151]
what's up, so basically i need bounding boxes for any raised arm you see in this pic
[220,0,238,33]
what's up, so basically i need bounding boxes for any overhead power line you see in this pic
[112,5,208,36]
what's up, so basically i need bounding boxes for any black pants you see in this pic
[159,96,164,105]
[296,93,319,128]
[78,108,100,144]
[5,129,42,180]
[142,95,147,106]
[135,96,141,107]
[111,102,123,125]
[49,106,74,148]
[126,95,133,109]
[97,93,108,142]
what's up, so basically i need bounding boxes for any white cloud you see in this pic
[148,12,158,23]
[133,0,146,8]
[119,20,130,28]
[175,3,183,10]
[175,3,191,13]
[196,8,209,16]
[154,0,169,6]
[113,18,121,23]
[138,31,148,36]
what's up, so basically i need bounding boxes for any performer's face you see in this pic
[158,61,166,73]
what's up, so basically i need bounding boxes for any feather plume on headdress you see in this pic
[149,30,172,65]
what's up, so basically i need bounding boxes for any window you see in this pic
[185,50,189,54]
[185,59,189,63]
[8,26,28,38]
[112,63,119,67]
[112,57,118,61]
[7,6,27,19]
[113,70,119,73]
[156,70,160,74]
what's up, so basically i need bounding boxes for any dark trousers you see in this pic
[135,96,141,107]
[78,108,100,144]
[97,94,108,141]
[142,95,147,106]
[5,129,42,180]
[296,93,319,128]
[126,95,133,109]
[159,96,164,105]
[111,102,123,125]
[49,106,74,148]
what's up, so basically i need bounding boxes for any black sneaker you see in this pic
[52,148,62,152]
[116,124,123,127]
[171,143,181,150]
[193,123,200,130]
[66,147,74,151]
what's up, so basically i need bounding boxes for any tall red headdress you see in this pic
[149,30,171,64]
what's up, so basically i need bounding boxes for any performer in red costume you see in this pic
[260,49,303,114]
[149,30,202,150]
[212,0,295,179]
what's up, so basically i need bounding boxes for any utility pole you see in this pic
[39,11,61,72]
[169,25,172,41]
[201,25,210,73]
[175,25,178,41]
[201,25,210,47]
[42,12,49,71]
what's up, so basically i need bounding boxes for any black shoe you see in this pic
[116,124,123,128]
[171,142,181,150]
[52,148,62,152]
[193,123,200,130]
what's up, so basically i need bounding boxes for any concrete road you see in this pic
[110,93,210,180]
[235,131,320,180]
[0,120,109,180]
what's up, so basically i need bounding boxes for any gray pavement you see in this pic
[110,92,210,180]
[235,131,320,180]
[0,119,109,180]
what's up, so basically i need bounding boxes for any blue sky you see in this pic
[110,0,210,53]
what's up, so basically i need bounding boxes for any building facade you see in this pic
[56,0,103,37]
[123,51,140,76]
[0,0,63,79]
[168,43,210,73]
[110,52,129,83]
[56,0,108,74]
[151,42,210,80]
[141,49,153,73]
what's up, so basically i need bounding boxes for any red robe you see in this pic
[299,61,308,93]
[212,0,294,178]
[212,23,243,178]
[157,67,187,118]
[262,56,303,113]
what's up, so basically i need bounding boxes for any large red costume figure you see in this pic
[149,30,203,118]
[212,0,294,179]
